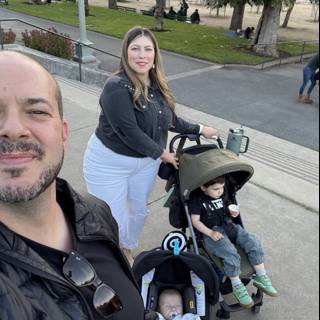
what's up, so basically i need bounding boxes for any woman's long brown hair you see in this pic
[118,26,176,112]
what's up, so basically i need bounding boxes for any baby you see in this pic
[157,289,200,320]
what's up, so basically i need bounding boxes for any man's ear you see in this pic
[62,119,69,149]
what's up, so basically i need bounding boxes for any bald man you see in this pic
[0,51,145,320]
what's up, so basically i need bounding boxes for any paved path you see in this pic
[0,8,319,150]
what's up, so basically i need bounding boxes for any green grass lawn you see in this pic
[3,0,318,64]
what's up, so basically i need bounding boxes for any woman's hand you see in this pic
[160,150,179,169]
[201,126,219,139]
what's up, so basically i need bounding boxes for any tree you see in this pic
[281,0,295,28]
[108,0,117,9]
[154,0,165,31]
[250,0,293,57]
[85,0,90,16]
[229,0,263,31]
[207,0,229,17]
[310,0,319,21]
[229,0,247,30]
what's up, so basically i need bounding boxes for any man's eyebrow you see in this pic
[26,97,52,107]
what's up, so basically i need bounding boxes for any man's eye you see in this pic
[29,110,49,115]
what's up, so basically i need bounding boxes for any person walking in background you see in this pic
[0,51,147,319]
[190,9,200,24]
[83,26,219,266]
[180,0,189,16]
[298,52,319,104]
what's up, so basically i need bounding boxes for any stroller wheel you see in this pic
[251,305,261,314]
[216,309,230,319]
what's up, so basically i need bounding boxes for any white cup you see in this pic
[228,204,240,213]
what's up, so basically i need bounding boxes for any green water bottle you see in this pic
[226,127,250,156]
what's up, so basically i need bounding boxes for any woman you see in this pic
[83,26,219,264]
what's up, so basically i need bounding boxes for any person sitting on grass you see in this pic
[190,9,200,24]
[189,175,278,308]
[167,6,177,19]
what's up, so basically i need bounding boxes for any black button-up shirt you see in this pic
[95,74,200,159]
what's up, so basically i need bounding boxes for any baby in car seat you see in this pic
[157,289,200,320]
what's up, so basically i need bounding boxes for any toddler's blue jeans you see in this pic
[204,225,264,278]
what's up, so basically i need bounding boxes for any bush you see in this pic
[0,28,16,44]
[22,27,74,60]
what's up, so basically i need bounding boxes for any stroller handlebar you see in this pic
[169,133,224,153]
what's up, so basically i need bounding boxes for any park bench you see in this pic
[117,5,136,13]
[176,15,191,23]
[141,9,154,16]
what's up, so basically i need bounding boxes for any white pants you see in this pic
[83,134,161,249]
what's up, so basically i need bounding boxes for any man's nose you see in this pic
[0,108,30,140]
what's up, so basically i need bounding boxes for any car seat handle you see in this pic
[173,239,180,256]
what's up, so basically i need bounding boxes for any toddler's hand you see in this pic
[210,231,224,241]
[228,204,240,218]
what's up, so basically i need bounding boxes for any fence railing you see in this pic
[221,39,319,68]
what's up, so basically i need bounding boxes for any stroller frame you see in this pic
[167,133,264,319]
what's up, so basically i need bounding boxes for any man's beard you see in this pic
[0,140,64,203]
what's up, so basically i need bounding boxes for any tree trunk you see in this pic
[282,2,295,28]
[216,7,220,17]
[108,0,117,9]
[154,0,166,31]
[251,3,282,57]
[85,0,89,16]
[229,1,246,31]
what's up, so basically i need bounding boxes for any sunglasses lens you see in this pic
[63,252,95,287]
[94,284,123,317]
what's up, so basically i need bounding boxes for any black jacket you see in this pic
[0,178,141,320]
[95,74,200,160]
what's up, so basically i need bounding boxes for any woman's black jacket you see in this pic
[95,74,200,160]
[0,178,142,320]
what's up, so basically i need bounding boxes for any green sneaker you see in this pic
[253,275,278,297]
[233,283,254,308]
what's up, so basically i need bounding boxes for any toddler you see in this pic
[190,175,278,308]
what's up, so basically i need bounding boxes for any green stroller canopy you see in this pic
[179,149,254,200]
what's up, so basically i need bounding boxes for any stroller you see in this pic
[132,230,220,319]
[156,133,264,319]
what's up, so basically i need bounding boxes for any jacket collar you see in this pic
[0,177,118,262]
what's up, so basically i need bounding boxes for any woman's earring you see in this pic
[152,64,155,69]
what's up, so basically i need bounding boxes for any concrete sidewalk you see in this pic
[58,76,319,320]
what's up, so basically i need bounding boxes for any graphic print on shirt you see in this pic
[203,198,224,213]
